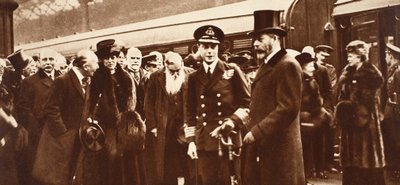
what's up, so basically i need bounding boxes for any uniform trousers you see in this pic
[198,150,240,185]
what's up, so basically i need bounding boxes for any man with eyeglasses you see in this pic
[185,25,250,185]
[13,48,62,185]
[243,10,305,185]
[144,51,193,185]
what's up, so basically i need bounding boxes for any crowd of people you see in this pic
[0,9,400,185]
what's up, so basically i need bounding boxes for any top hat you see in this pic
[7,49,32,71]
[315,45,334,56]
[95,39,124,59]
[295,53,315,66]
[141,54,158,68]
[387,43,400,55]
[194,25,224,44]
[248,10,286,37]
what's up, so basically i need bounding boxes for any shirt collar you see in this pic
[264,47,281,64]
[44,70,55,79]
[72,67,85,85]
[202,59,219,74]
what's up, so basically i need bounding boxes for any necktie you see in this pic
[82,77,91,92]
[207,66,212,79]
[48,74,53,80]
[133,72,140,83]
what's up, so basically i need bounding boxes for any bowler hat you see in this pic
[79,118,105,152]
[95,39,124,59]
[295,53,315,66]
[248,10,286,37]
[242,59,259,72]
[194,25,224,44]
[7,49,32,71]
[141,54,158,68]
[387,43,400,55]
[228,56,248,67]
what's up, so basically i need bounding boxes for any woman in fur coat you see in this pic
[336,40,385,185]
[88,39,145,185]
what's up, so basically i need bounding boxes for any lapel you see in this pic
[37,70,53,87]
[68,70,85,99]
[195,65,209,87]
[157,68,168,94]
[204,60,224,91]
[253,49,287,84]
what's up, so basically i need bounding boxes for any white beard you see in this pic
[165,68,185,95]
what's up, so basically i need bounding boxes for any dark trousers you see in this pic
[198,150,240,185]
[342,167,385,185]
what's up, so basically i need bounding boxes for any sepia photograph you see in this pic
[0,0,399,184]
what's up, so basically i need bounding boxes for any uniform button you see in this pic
[202,113,206,117]
[218,112,222,116]
[217,102,221,106]
[201,104,205,108]
[218,120,223,125]
[196,116,199,119]
[203,122,207,126]
[216,93,221,97]
[200,95,204,99]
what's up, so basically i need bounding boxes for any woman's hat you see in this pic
[295,53,315,66]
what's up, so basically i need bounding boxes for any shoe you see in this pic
[316,172,328,179]
[305,180,314,185]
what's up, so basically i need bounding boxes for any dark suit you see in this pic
[186,60,250,185]
[244,49,305,185]
[36,69,90,184]
[14,69,60,185]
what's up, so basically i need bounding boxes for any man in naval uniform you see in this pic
[185,25,251,185]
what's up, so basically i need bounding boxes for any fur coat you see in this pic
[336,62,385,168]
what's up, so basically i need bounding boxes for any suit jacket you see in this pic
[384,64,400,119]
[144,66,193,183]
[244,49,305,185]
[186,60,250,151]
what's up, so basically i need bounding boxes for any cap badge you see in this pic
[205,27,215,36]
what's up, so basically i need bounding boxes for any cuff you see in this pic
[230,108,250,126]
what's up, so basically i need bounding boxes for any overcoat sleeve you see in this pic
[251,61,302,140]
[143,72,157,131]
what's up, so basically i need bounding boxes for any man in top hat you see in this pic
[3,49,34,104]
[142,54,161,74]
[382,43,400,180]
[37,49,99,184]
[14,48,62,185]
[243,10,305,185]
[185,25,250,185]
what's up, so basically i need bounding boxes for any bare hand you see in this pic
[243,131,255,145]
[187,142,198,159]
[15,125,29,151]
[151,128,157,137]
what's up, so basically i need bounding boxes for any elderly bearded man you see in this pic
[144,51,193,185]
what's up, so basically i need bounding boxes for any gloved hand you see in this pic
[187,142,198,159]
[220,118,235,136]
